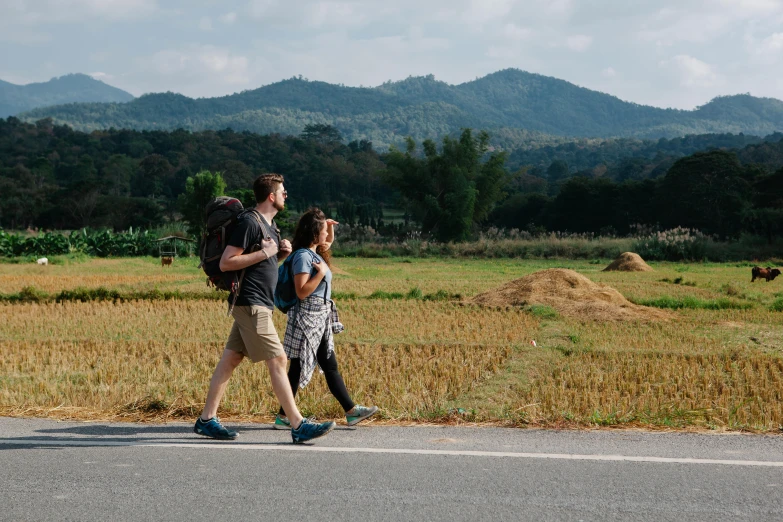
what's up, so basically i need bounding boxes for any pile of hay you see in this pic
[470,268,668,321]
[603,252,653,272]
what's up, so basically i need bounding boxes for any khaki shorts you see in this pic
[225,305,285,363]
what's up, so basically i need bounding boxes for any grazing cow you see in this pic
[161,256,173,267]
[751,266,781,282]
[36,257,48,266]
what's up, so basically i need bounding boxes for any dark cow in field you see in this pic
[751,266,781,282]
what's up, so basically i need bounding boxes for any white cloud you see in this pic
[661,54,720,87]
[761,32,783,53]
[502,24,532,41]
[544,0,574,16]
[137,45,250,96]
[88,72,116,82]
[90,51,110,62]
[4,0,783,109]
[0,29,51,45]
[461,0,514,25]
[248,0,367,28]
[718,0,781,16]
[4,0,159,24]
[566,34,592,52]
[219,12,237,24]
[65,0,158,20]
[199,16,213,31]
[248,0,278,18]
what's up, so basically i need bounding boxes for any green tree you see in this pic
[134,154,173,197]
[104,154,135,196]
[659,150,752,237]
[385,129,507,241]
[300,124,343,144]
[178,171,226,237]
[546,159,569,196]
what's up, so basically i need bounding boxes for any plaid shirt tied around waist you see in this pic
[283,295,344,388]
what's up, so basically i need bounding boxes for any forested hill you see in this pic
[18,69,783,148]
[0,74,134,118]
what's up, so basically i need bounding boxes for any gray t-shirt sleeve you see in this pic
[292,250,314,276]
[291,250,331,300]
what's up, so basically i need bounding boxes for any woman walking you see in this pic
[275,207,378,428]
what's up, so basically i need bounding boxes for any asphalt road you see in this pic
[2,417,782,521]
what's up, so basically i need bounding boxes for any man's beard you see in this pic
[273,199,285,212]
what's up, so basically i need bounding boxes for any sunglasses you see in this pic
[277,190,288,198]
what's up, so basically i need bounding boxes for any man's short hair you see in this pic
[253,173,285,203]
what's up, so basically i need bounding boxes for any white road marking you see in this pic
[3,439,783,467]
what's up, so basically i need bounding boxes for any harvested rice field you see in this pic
[1,256,782,431]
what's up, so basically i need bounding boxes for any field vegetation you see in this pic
[1,257,782,431]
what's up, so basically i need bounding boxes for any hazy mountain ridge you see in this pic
[0,73,134,118]
[15,69,783,148]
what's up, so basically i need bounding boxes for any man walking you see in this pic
[194,173,336,443]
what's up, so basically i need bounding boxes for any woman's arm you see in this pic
[294,260,328,299]
[321,219,339,251]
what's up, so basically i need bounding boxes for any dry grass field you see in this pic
[1,256,782,431]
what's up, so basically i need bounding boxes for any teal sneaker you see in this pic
[193,416,238,440]
[274,414,291,430]
[275,414,317,430]
[346,405,378,426]
[291,418,335,444]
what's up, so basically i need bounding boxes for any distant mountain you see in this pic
[0,73,134,118]
[16,69,783,148]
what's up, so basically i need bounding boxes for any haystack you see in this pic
[603,252,653,272]
[470,268,667,321]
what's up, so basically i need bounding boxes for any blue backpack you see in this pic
[274,249,327,313]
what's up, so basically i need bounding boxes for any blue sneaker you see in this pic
[194,416,238,440]
[291,418,335,444]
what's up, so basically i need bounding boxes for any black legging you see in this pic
[279,333,355,415]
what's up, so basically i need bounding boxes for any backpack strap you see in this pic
[227,210,265,317]
[227,270,245,318]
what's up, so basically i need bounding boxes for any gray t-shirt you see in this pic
[226,211,279,308]
[291,248,331,301]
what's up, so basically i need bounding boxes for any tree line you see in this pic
[0,118,387,231]
[1,117,782,244]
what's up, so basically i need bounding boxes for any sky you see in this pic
[1,0,783,109]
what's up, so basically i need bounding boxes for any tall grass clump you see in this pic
[334,232,634,259]
[632,227,710,261]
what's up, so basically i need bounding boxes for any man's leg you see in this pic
[200,348,244,420]
[267,354,304,429]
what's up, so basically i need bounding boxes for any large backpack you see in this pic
[199,196,246,292]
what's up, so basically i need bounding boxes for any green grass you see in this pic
[0,286,227,304]
[365,287,461,301]
[631,295,754,310]
[525,304,559,319]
